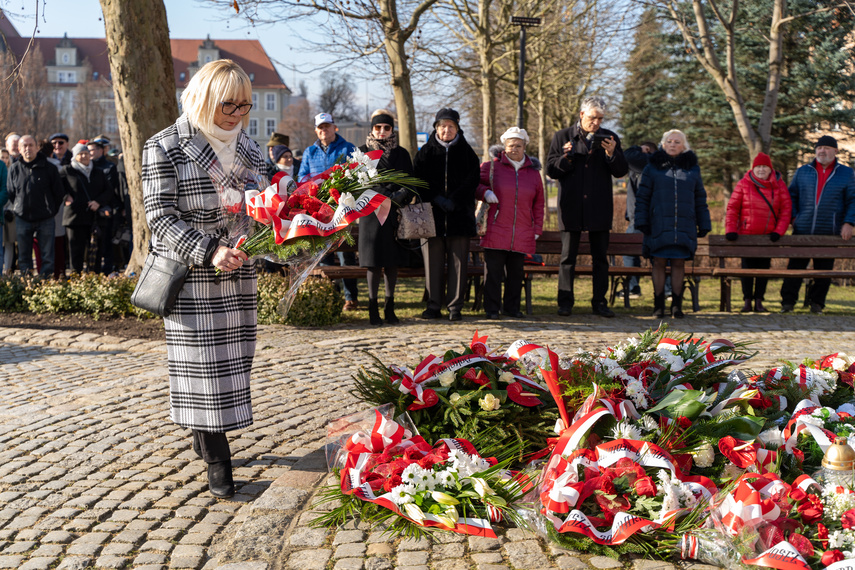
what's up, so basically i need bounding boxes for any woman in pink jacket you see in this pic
[476,127,545,318]
[724,152,792,312]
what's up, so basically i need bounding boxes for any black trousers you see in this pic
[65,225,92,273]
[740,257,771,301]
[192,430,231,464]
[558,230,609,308]
[483,249,525,314]
[780,257,835,308]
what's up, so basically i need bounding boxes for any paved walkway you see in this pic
[0,313,853,569]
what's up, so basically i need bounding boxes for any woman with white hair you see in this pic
[476,127,544,319]
[142,59,266,498]
[634,129,711,319]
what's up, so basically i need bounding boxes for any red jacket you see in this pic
[475,148,545,255]
[725,170,792,236]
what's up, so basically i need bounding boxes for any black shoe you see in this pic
[449,311,462,321]
[652,294,665,319]
[671,294,684,319]
[502,310,524,318]
[368,299,383,326]
[208,461,235,498]
[629,286,642,298]
[754,299,767,313]
[740,299,753,313]
[421,308,442,319]
[592,303,615,318]
[810,302,823,314]
[485,312,500,319]
[557,307,572,316]
[384,297,400,324]
[781,304,794,313]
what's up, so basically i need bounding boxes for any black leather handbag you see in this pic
[131,249,191,317]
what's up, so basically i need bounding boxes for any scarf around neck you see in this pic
[200,122,241,174]
[365,130,399,151]
[71,159,93,181]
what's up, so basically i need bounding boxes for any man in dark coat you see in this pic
[49,133,73,166]
[88,137,121,273]
[7,135,64,277]
[546,96,628,317]
[413,108,480,321]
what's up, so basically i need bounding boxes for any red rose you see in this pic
[418,453,443,470]
[789,487,807,503]
[382,473,403,493]
[788,532,814,559]
[797,500,823,524]
[364,472,385,490]
[842,509,855,530]
[817,523,829,549]
[633,476,657,497]
[821,550,845,566]
[403,447,425,461]
[389,458,409,476]
[677,416,692,429]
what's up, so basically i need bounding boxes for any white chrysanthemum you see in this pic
[823,485,855,520]
[641,415,660,434]
[612,347,627,361]
[693,442,715,468]
[435,469,455,487]
[758,427,784,448]
[401,464,429,487]
[722,462,744,481]
[799,414,825,428]
[438,371,455,387]
[611,421,642,441]
[807,368,837,397]
[656,348,685,371]
[389,484,417,505]
[625,378,650,409]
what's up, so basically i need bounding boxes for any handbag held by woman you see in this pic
[397,200,436,239]
[130,250,192,317]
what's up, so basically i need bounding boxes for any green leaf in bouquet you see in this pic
[711,415,766,442]
[647,389,708,419]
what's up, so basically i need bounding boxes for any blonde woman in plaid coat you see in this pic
[142,60,265,498]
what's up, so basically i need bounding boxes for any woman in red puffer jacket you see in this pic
[475,127,544,319]
[724,152,792,313]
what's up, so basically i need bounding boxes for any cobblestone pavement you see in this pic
[0,313,853,570]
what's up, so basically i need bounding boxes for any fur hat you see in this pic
[433,108,460,128]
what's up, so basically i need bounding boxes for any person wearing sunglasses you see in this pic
[357,109,414,325]
[49,133,72,166]
[142,59,266,499]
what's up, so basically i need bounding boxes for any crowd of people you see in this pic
[2,131,131,279]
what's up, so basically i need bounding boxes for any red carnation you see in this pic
[788,532,814,559]
[677,416,692,429]
[718,436,757,468]
[598,473,617,496]
[633,476,657,497]
[797,496,823,524]
[382,473,403,493]
[842,509,855,530]
[822,550,844,566]
[329,188,341,202]
[403,447,424,461]
[817,523,829,549]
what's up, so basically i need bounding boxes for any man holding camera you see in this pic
[546,96,628,317]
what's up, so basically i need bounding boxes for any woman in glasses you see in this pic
[357,109,414,325]
[142,59,265,498]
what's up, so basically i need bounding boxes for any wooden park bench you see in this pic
[708,234,855,311]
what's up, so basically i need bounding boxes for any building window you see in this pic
[266,93,276,111]
[266,119,276,136]
[248,119,258,136]
[57,72,65,83]
[62,53,69,64]
[106,117,118,133]
[252,93,258,108]
[204,55,212,63]
[67,71,76,83]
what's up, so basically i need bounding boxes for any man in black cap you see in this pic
[781,135,855,313]
[49,133,72,166]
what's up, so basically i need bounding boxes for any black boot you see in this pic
[671,293,684,319]
[368,298,383,326]
[652,294,665,318]
[191,430,202,459]
[208,461,235,498]
[384,296,399,324]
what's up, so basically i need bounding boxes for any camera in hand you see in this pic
[97,206,113,218]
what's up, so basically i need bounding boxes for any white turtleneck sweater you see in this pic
[200,122,241,174]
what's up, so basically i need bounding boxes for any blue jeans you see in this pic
[16,216,55,277]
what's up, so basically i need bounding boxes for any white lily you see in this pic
[431,491,460,505]
[434,506,459,528]
[470,477,495,498]
[402,502,425,523]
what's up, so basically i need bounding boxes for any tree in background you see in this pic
[278,98,317,152]
[318,74,359,122]
[1,44,61,139]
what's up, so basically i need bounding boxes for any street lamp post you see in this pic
[510,16,541,130]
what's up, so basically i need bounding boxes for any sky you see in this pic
[2,0,394,117]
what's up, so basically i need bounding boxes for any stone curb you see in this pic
[0,326,167,353]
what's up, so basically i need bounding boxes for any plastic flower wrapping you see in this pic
[313,327,855,567]
[210,149,426,316]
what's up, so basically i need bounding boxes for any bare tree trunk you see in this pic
[479,49,496,161]
[380,0,420,156]
[99,0,178,275]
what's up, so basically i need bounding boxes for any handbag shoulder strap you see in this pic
[751,181,778,225]
[489,158,495,190]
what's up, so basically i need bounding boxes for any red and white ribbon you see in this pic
[742,540,811,570]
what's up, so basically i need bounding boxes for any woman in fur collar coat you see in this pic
[635,130,711,319]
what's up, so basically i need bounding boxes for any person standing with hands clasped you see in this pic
[142,59,266,498]
[724,152,792,313]
[476,127,544,319]
[546,96,628,318]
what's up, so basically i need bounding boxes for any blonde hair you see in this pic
[660,129,690,151]
[181,59,253,132]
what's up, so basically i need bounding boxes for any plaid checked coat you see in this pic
[142,114,265,433]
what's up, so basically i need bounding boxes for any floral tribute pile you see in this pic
[316,328,855,568]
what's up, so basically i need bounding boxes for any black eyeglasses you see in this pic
[373,124,392,132]
[221,102,253,116]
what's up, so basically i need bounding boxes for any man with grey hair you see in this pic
[546,96,628,317]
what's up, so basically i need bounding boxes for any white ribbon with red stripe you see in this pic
[272,189,390,244]
[742,540,811,569]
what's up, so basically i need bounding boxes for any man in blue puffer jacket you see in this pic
[780,135,855,313]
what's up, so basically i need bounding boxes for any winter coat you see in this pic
[412,130,481,237]
[725,170,791,236]
[60,164,112,227]
[475,145,544,255]
[92,155,121,209]
[546,123,628,232]
[0,160,7,227]
[623,145,651,226]
[142,113,266,433]
[296,135,355,182]
[788,160,855,236]
[358,142,414,267]
[7,152,64,222]
[266,159,301,183]
[635,149,711,257]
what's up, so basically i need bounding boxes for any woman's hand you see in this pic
[484,190,499,204]
[212,245,248,272]
[88,200,100,211]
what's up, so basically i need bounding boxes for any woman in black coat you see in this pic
[358,109,413,325]
[412,108,481,321]
[60,143,112,273]
[634,130,711,319]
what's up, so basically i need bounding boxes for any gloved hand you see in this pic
[637,225,651,236]
[769,232,781,242]
[698,229,709,238]
[725,232,738,241]
[389,189,409,206]
[434,196,454,213]
[484,190,499,204]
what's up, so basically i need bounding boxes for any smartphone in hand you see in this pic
[592,133,611,150]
